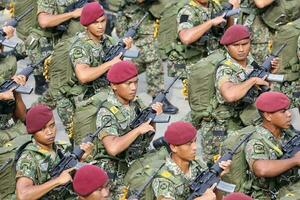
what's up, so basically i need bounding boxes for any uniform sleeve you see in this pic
[215,65,234,90]
[69,45,91,68]
[152,177,176,200]
[37,0,56,15]
[15,152,37,184]
[96,107,119,140]
[177,6,195,32]
[245,139,270,170]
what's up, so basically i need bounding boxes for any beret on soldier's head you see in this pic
[220,24,251,45]
[80,2,105,26]
[26,104,53,134]
[255,92,290,112]
[107,60,138,84]
[73,165,108,197]
[164,121,197,145]
[223,192,253,200]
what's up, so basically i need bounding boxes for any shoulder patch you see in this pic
[224,59,232,65]
[72,48,83,59]
[109,106,119,114]
[160,170,172,178]
[253,143,265,154]
[180,15,189,23]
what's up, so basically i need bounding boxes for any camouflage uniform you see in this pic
[15,139,75,199]
[94,90,151,199]
[152,155,206,199]
[168,0,223,78]
[116,1,164,96]
[238,0,273,64]
[199,53,261,162]
[243,126,293,199]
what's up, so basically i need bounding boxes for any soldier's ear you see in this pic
[263,112,272,122]
[111,83,117,91]
[169,144,177,153]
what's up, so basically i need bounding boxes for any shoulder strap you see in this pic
[100,100,127,122]
[13,140,33,168]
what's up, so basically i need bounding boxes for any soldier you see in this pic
[116,0,178,114]
[95,60,163,199]
[151,121,231,200]
[243,91,300,199]
[26,0,84,95]
[73,165,110,200]
[15,104,93,199]
[200,25,279,163]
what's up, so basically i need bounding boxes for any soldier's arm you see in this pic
[253,0,275,9]
[16,168,73,200]
[14,92,26,122]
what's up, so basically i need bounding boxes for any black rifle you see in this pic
[56,0,94,32]
[278,129,300,185]
[187,132,253,200]
[103,12,149,62]
[242,43,287,104]
[0,6,34,48]
[0,54,50,95]
[129,75,180,129]
[50,120,110,178]
[152,136,171,152]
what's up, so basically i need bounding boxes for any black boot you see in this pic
[162,97,179,114]
[34,75,48,95]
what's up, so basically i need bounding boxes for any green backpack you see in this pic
[261,0,300,31]
[124,147,169,200]
[14,0,38,41]
[188,49,226,125]
[272,18,300,82]
[156,0,188,59]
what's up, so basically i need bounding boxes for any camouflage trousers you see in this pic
[133,35,164,97]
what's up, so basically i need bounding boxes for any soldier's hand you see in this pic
[0,88,15,100]
[219,160,232,176]
[292,151,300,166]
[57,168,74,185]
[2,25,15,39]
[12,75,27,85]
[252,76,269,87]
[123,37,133,49]
[270,57,280,74]
[151,102,163,115]
[211,15,226,26]
[137,119,155,135]
[109,53,123,66]
[80,142,94,161]
[71,8,83,19]
[229,0,240,9]
[195,184,216,200]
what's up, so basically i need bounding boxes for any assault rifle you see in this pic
[187,132,254,200]
[212,3,240,19]
[0,6,34,48]
[103,12,149,62]
[56,0,93,32]
[50,120,110,178]
[129,74,180,129]
[152,136,171,152]
[0,54,50,95]
[242,43,287,104]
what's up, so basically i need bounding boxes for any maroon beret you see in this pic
[26,104,53,134]
[164,121,197,145]
[107,61,138,84]
[220,25,250,45]
[223,192,253,200]
[80,2,104,26]
[73,165,108,197]
[256,92,290,112]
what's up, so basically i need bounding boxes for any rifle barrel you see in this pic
[272,43,287,57]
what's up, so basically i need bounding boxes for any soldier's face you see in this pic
[171,137,197,161]
[81,181,110,200]
[113,76,138,104]
[87,15,107,39]
[266,109,292,129]
[33,117,57,147]
[227,38,251,62]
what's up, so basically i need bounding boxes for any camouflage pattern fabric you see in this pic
[15,139,75,199]
[0,120,26,147]
[116,2,164,96]
[243,126,293,199]
[168,0,222,78]
[298,35,300,61]
[238,0,273,64]
[278,181,300,200]
[94,91,149,200]
[152,155,206,199]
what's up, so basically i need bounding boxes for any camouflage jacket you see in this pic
[15,139,74,199]
[69,32,115,99]
[94,90,148,179]
[152,155,207,200]
[243,126,293,199]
